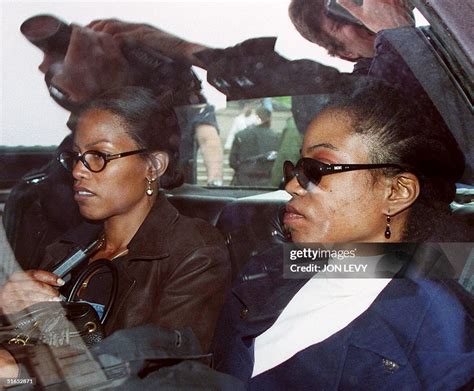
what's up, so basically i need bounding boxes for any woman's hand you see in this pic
[87,18,209,67]
[0,349,19,378]
[0,270,64,314]
[337,0,415,33]
[48,24,133,104]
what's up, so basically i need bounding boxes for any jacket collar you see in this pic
[123,191,179,260]
[231,245,309,334]
[55,191,179,261]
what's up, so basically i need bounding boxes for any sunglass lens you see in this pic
[283,161,295,184]
[301,159,324,187]
[283,160,311,189]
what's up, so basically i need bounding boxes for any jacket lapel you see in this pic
[231,245,310,336]
[348,279,429,367]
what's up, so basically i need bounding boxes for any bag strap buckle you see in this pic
[8,320,41,345]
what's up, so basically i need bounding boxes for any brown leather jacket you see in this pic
[41,192,231,352]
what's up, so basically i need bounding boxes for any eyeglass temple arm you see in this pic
[325,163,403,173]
[105,149,147,161]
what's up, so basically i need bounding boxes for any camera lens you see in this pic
[20,14,71,55]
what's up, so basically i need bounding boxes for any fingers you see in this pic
[51,24,132,102]
[336,0,414,33]
[87,18,201,64]
[0,289,61,314]
[4,275,61,297]
[10,270,64,287]
[337,0,363,17]
[0,350,19,378]
[1,297,61,315]
[87,18,113,30]
[29,270,65,287]
[88,18,143,36]
[8,270,64,286]
[5,292,62,306]
[0,270,63,313]
[0,288,61,313]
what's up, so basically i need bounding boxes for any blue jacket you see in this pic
[212,246,474,390]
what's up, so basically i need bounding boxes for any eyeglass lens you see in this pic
[59,151,106,172]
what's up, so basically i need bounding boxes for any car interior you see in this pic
[0,0,473,388]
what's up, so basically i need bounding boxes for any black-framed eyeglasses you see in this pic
[57,149,148,173]
[283,158,404,189]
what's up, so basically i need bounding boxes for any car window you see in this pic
[2,1,353,191]
[1,1,350,147]
[1,1,472,192]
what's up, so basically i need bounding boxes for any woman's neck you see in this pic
[101,196,155,255]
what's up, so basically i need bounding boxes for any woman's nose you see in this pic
[72,158,89,180]
[285,176,307,197]
[39,56,63,75]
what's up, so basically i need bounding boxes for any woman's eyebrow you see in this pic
[304,143,339,154]
[83,139,112,148]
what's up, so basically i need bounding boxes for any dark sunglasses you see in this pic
[58,149,148,173]
[283,158,404,189]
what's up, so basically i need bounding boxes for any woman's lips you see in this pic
[283,204,305,225]
[73,186,96,201]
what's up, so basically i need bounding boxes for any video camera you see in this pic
[20,14,205,111]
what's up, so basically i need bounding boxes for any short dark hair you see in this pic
[78,86,184,189]
[288,0,377,60]
[323,81,467,241]
[289,0,346,56]
[256,106,272,123]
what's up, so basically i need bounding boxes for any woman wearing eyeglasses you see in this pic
[212,82,473,389]
[0,87,230,362]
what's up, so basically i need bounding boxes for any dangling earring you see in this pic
[146,178,155,196]
[384,215,391,239]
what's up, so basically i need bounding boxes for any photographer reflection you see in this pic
[80,1,472,184]
[229,106,280,187]
[224,101,261,151]
[23,14,223,185]
[84,0,415,98]
[84,1,473,184]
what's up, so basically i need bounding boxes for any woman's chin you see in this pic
[78,206,104,221]
[291,230,319,244]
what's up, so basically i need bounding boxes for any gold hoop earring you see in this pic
[146,178,155,196]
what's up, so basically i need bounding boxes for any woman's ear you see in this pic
[147,151,169,180]
[384,173,420,215]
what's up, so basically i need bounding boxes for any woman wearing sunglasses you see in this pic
[0,87,230,366]
[212,82,473,389]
